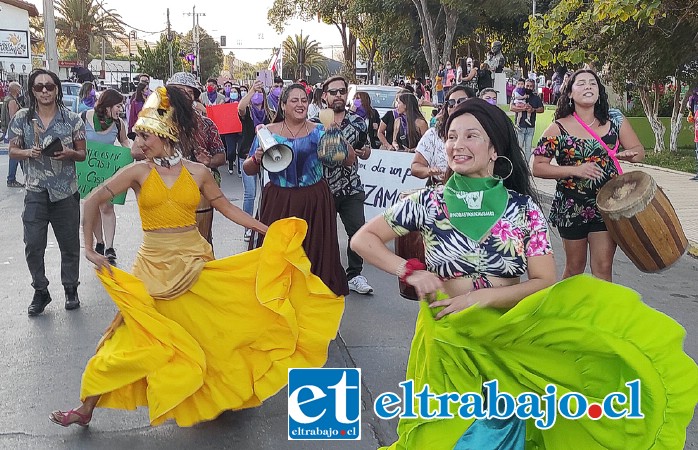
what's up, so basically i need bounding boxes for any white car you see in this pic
[347,85,404,118]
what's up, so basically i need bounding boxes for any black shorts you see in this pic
[557,222,607,240]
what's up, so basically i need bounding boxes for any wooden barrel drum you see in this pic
[394,190,426,300]
[597,171,687,273]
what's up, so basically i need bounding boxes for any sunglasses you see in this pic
[326,88,347,96]
[446,97,468,108]
[33,83,57,93]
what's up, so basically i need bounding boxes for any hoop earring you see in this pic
[488,155,513,181]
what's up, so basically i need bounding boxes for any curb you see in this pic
[624,161,695,177]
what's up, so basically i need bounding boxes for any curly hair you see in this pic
[444,98,536,201]
[555,69,610,125]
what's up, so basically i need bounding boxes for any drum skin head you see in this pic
[597,171,654,217]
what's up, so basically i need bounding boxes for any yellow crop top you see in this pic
[138,167,200,230]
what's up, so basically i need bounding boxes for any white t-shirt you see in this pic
[415,127,447,173]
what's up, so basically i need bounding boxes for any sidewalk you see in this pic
[533,161,698,257]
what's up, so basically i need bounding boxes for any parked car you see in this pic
[61,82,82,113]
[347,84,403,118]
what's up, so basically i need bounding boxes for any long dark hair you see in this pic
[26,69,66,123]
[273,84,307,123]
[356,91,376,118]
[94,89,124,126]
[444,98,536,201]
[134,82,148,102]
[397,92,425,148]
[165,85,197,158]
[555,69,610,125]
[437,85,477,139]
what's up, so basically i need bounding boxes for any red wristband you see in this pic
[398,258,426,284]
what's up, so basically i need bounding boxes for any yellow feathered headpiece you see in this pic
[134,86,179,142]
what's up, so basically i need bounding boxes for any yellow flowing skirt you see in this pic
[80,218,345,426]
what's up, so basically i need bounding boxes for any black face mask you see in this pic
[525,88,534,95]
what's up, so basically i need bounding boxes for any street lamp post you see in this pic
[530,0,536,74]
[128,30,137,90]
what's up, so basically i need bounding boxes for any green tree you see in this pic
[282,34,328,80]
[54,0,125,65]
[527,0,698,152]
[269,0,357,77]
[134,34,186,81]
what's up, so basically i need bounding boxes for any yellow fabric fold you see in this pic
[81,217,345,426]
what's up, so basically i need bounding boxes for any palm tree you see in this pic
[54,0,125,65]
[282,34,327,80]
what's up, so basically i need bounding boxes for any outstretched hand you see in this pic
[86,249,113,275]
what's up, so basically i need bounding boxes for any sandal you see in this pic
[49,409,92,427]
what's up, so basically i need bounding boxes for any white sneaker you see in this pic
[244,229,252,242]
[348,275,373,295]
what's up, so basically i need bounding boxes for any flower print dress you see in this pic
[378,184,698,450]
[533,109,624,229]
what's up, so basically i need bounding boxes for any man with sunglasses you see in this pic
[314,76,374,295]
[7,69,87,316]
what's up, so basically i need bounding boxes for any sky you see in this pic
[30,0,344,63]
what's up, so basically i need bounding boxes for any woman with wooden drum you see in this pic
[532,69,644,281]
[352,99,697,450]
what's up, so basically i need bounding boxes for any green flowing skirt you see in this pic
[382,275,698,450]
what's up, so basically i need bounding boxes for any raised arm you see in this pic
[199,166,267,234]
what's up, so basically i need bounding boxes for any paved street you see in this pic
[0,152,696,449]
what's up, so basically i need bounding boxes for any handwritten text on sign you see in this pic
[358,149,426,220]
[76,141,133,205]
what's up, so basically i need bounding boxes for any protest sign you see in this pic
[206,103,243,134]
[76,141,133,205]
[358,149,426,220]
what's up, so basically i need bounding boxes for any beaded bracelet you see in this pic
[396,258,426,285]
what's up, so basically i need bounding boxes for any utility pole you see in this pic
[101,38,106,81]
[530,0,536,74]
[167,8,174,78]
[184,7,205,81]
[42,0,59,73]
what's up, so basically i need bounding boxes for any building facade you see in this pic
[0,0,38,85]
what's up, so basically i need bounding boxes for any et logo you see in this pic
[287,368,361,440]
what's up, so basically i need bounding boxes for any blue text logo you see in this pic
[288,368,361,440]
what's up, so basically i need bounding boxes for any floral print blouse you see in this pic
[533,109,624,228]
[383,186,553,281]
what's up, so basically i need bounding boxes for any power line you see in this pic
[94,0,166,36]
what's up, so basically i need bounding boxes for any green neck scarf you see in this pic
[93,113,114,132]
[443,173,508,241]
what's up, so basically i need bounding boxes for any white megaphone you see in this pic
[256,125,293,173]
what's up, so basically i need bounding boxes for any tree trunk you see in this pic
[412,0,439,79]
[669,80,690,153]
[440,4,458,78]
[638,87,666,153]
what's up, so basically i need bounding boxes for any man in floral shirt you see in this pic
[8,69,86,316]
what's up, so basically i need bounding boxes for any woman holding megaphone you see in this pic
[243,83,351,297]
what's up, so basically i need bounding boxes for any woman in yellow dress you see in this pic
[49,86,345,427]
